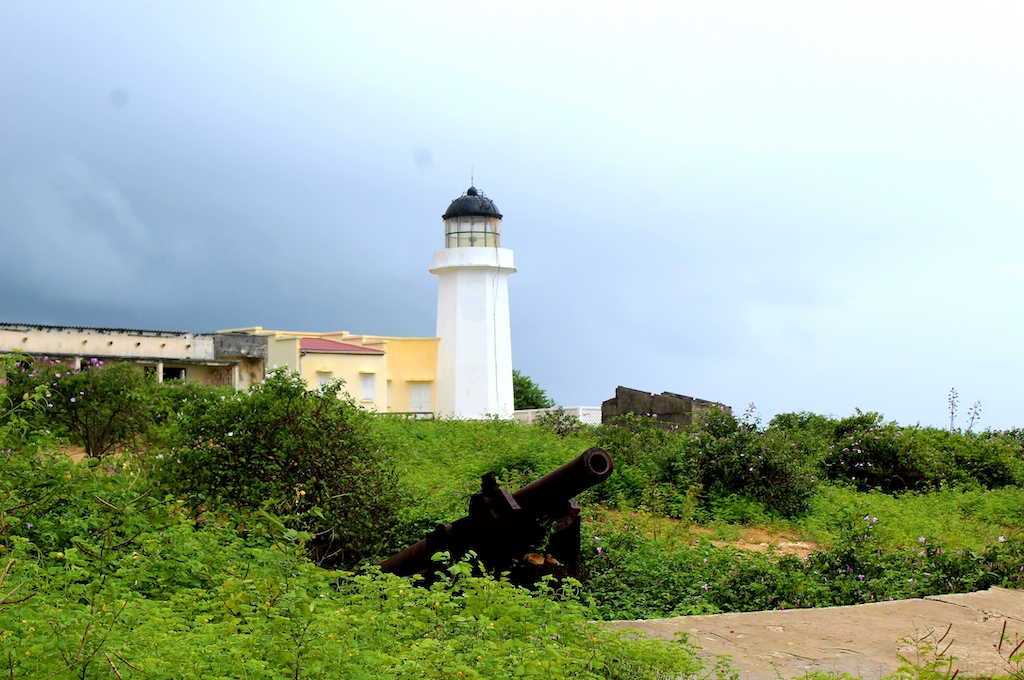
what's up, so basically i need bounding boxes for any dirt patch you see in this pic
[712,539,817,559]
[61,445,87,463]
[704,527,819,559]
[685,526,819,558]
[593,511,823,558]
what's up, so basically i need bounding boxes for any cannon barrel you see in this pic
[379,447,613,577]
[510,447,613,513]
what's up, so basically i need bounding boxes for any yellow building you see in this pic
[222,327,439,415]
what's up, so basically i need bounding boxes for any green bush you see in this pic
[0,353,53,456]
[691,409,818,518]
[594,410,817,519]
[147,378,236,446]
[157,369,400,567]
[767,411,833,467]
[821,415,1024,493]
[4,356,154,458]
[593,413,695,516]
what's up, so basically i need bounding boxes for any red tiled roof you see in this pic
[299,338,384,354]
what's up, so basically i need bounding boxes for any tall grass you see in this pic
[803,483,1024,552]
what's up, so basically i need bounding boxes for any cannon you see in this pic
[380,447,613,584]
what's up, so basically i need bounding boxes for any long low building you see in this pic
[0,322,267,390]
[0,322,440,415]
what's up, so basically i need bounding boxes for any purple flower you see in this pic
[70,397,75,403]
[596,547,602,554]
[702,583,709,591]
[857,574,864,580]
[919,537,926,544]
[999,536,1005,543]
[26,523,33,529]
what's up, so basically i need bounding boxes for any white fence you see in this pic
[513,406,602,427]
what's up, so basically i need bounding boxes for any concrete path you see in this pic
[606,587,1024,679]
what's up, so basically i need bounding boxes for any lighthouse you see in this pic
[431,186,516,419]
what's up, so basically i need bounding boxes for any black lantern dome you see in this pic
[442,186,502,248]
[442,186,502,220]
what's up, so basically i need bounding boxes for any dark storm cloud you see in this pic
[1,2,1021,427]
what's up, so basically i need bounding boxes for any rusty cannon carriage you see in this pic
[380,447,614,584]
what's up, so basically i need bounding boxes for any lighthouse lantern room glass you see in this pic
[442,187,502,248]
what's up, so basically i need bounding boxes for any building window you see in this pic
[318,374,332,391]
[163,367,185,382]
[360,374,375,401]
[386,380,392,406]
[409,383,431,412]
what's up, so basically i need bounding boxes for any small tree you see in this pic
[512,369,555,410]
[163,369,400,566]
[6,357,152,458]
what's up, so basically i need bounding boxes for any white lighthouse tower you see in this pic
[431,186,516,419]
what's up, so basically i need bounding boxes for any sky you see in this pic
[1,1,1021,429]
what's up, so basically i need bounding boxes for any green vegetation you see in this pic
[0,450,698,678]
[3,352,1024,677]
[579,505,1023,619]
[0,358,699,678]
[592,408,817,519]
[156,369,401,567]
[5,356,155,458]
[512,369,555,410]
[375,410,1023,620]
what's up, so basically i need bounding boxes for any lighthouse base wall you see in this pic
[431,247,516,419]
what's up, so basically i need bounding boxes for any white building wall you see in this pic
[431,247,516,419]
[514,407,602,427]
